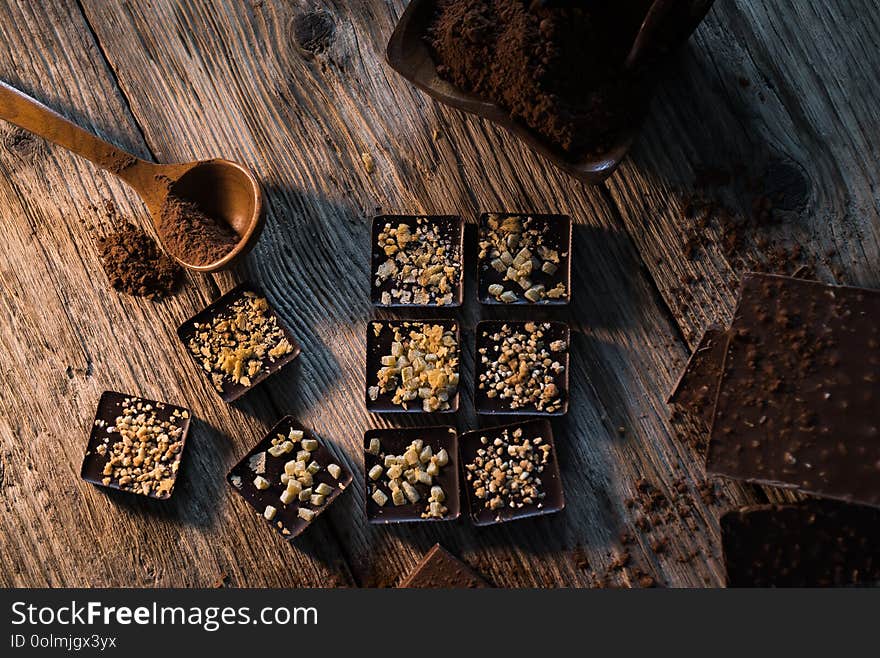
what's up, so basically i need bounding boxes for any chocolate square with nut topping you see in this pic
[227,416,352,540]
[81,391,191,500]
[177,283,301,402]
[707,273,880,508]
[460,419,565,526]
[371,215,464,308]
[365,320,461,413]
[474,321,570,415]
[364,426,460,524]
[477,213,571,305]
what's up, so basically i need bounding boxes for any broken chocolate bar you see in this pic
[399,544,490,588]
[722,500,880,587]
[707,273,880,508]
[667,323,728,427]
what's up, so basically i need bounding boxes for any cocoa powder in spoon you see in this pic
[158,192,239,266]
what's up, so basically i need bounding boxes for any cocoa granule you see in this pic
[97,223,182,299]
[427,0,653,155]
[158,192,239,266]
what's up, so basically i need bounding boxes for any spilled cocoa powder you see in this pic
[98,223,182,299]
[158,193,239,267]
[427,0,653,155]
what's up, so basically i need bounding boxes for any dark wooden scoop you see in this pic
[386,0,715,184]
[0,80,264,272]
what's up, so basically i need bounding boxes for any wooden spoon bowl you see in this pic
[386,0,714,185]
[0,80,264,272]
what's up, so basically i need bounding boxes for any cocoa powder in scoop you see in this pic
[427,0,653,156]
[98,223,182,299]
[158,193,239,266]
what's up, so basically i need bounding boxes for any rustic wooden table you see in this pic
[0,1,876,588]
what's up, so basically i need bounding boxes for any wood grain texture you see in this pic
[1,0,871,587]
[0,0,352,588]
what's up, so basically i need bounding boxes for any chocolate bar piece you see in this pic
[399,544,490,588]
[474,321,570,416]
[227,417,352,539]
[722,500,880,587]
[370,215,464,308]
[81,391,191,499]
[477,213,572,306]
[177,284,301,402]
[365,320,461,413]
[707,273,880,507]
[460,419,565,525]
[667,323,728,426]
[364,426,460,523]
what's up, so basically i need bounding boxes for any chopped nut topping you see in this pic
[479,214,568,303]
[477,322,567,413]
[185,291,295,394]
[96,396,186,498]
[240,424,344,534]
[369,322,459,412]
[465,427,552,519]
[366,436,452,519]
[374,217,461,306]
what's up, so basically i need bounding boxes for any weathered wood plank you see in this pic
[606,0,880,345]
[66,0,768,587]
[0,0,353,587]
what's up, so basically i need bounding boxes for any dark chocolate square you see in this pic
[364,426,460,523]
[474,321,569,415]
[227,416,352,540]
[477,213,571,305]
[81,391,191,500]
[399,544,490,588]
[460,419,565,526]
[177,283,301,402]
[722,500,880,587]
[667,323,729,426]
[707,273,880,508]
[370,215,464,308]
[365,320,461,413]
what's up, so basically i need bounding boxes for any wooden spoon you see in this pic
[0,80,264,272]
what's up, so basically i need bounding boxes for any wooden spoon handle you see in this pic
[0,80,146,175]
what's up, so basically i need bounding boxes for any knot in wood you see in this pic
[292,10,335,58]
[2,126,44,161]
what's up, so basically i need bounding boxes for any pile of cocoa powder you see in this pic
[427,0,653,155]
[157,192,239,267]
[98,223,182,299]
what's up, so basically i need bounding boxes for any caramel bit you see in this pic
[465,427,552,519]
[186,291,294,393]
[374,217,461,306]
[369,322,460,412]
[478,322,566,412]
[479,214,568,303]
[99,397,186,498]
